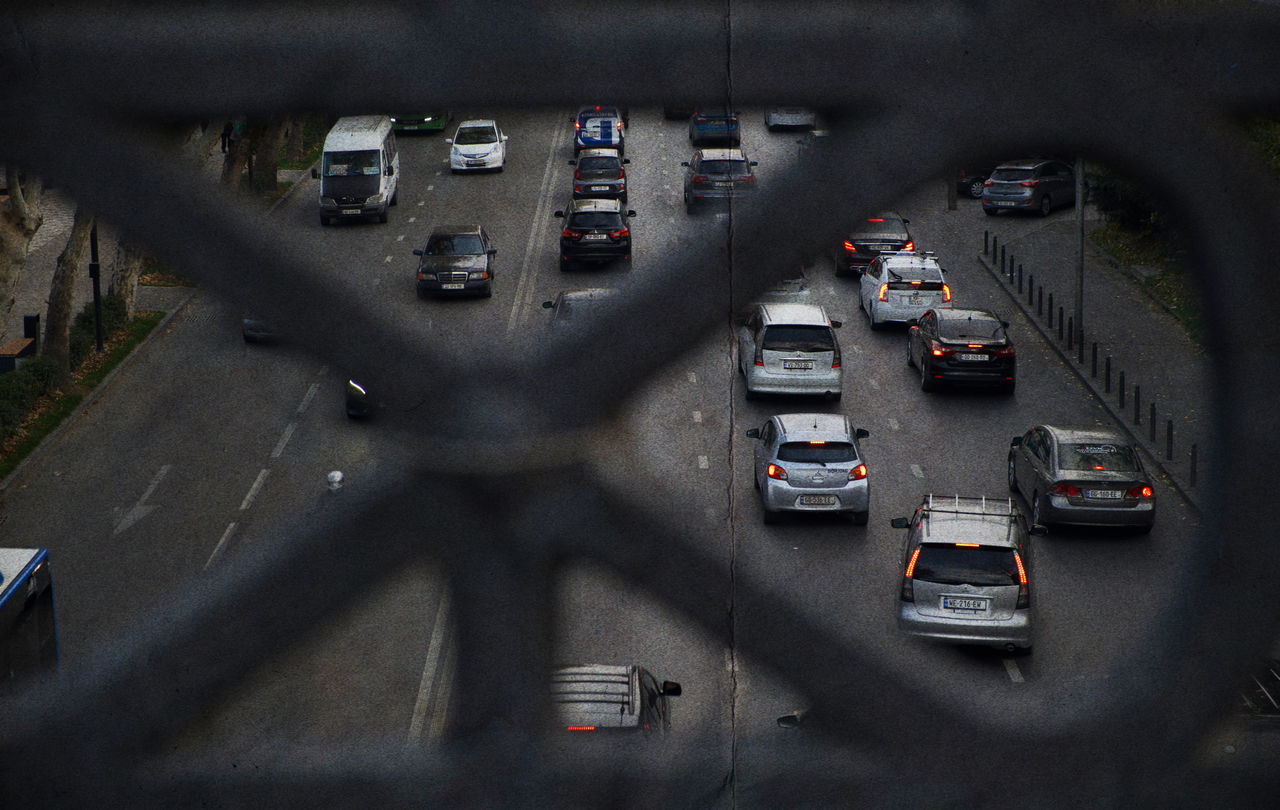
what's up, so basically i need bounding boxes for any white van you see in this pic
[315,115,399,225]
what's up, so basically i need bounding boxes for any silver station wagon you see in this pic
[746,412,871,525]
[894,495,1043,653]
[737,302,843,400]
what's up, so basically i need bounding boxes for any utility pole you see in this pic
[1074,156,1085,350]
[89,223,104,352]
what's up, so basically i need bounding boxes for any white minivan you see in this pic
[315,115,399,225]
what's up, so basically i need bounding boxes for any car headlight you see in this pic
[320,197,336,206]
[468,270,488,280]
[366,192,384,205]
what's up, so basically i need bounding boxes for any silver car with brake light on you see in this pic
[746,412,870,525]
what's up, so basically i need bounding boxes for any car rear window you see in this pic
[777,442,857,463]
[990,167,1034,182]
[937,316,1004,341]
[761,325,834,352]
[578,156,620,173]
[851,219,907,238]
[1059,443,1141,472]
[568,212,623,229]
[913,545,1020,587]
[698,160,750,176]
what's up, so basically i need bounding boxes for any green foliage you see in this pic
[1086,168,1165,231]
[0,356,58,440]
[1243,116,1280,177]
[69,295,127,368]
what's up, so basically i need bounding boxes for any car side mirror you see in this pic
[681,161,690,167]
[542,300,554,309]
[486,248,497,255]
[1030,524,1049,536]
[627,210,636,217]
[661,681,682,696]
[829,319,842,328]
[855,428,869,439]
[311,167,319,179]
[750,161,758,166]
[777,712,804,729]
[412,248,423,256]
[553,210,564,218]
[568,159,577,166]
[445,138,453,144]
[501,135,508,141]
[745,428,761,439]
[622,158,631,164]
[902,218,910,224]
[890,517,909,529]
[1011,436,1023,446]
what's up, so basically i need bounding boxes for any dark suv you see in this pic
[837,212,913,276]
[550,664,682,734]
[553,198,636,270]
[682,148,758,214]
[893,494,1044,653]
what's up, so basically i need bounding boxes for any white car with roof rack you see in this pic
[858,250,951,329]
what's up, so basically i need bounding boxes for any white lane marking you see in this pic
[204,522,237,569]
[408,591,451,743]
[396,234,405,242]
[699,455,709,469]
[910,464,924,479]
[870,379,881,390]
[384,255,393,263]
[688,372,698,384]
[506,126,562,334]
[297,382,319,414]
[113,464,171,536]
[888,418,900,431]
[239,469,270,510]
[271,422,297,459]
[1004,658,1025,683]
[426,185,434,192]
[692,410,703,423]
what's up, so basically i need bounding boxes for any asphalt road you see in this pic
[0,107,1201,800]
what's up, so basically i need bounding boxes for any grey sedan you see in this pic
[982,159,1075,216]
[746,413,870,525]
[1008,424,1156,532]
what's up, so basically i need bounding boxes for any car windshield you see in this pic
[425,234,484,255]
[1059,442,1141,472]
[938,316,1004,340]
[761,325,834,352]
[455,126,497,145]
[913,545,1020,587]
[322,150,381,176]
[776,442,857,463]
[578,157,620,173]
[851,219,907,238]
[568,212,622,230]
[991,167,1035,182]
[698,160,750,176]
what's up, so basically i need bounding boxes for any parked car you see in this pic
[550,664,681,734]
[746,412,870,525]
[554,198,636,270]
[836,212,913,276]
[858,251,951,330]
[956,166,994,199]
[764,106,817,131]
[894,494,1043,653]
[241,314,276,344]
[689,108,740,145]
[682,148,757,214]
[736,302,843,400]
[345,379,372,419]
[1007,425,1156,532]
[982,159,1075,216]
[573,106,625,156]
[413,225,496,298]
[662,103,697,120]
[907,307,1015,393]
[541,288,618,327]
[569,148,629,202]
[389,112,450,132]
[446,119,507,172]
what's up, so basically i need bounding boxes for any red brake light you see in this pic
[1014,552,1029,608]
[867,217,884,222]
[904,240,915,251]
[562,228,583,240]
[1020,179,1040,188]
[942,283,952,303]
[574,121,581,132]
[573,169,582,180]
[930,341,954,358]
[567,726,595,731]
[618,167,626,179]
[617,120,623,132]
[767,463,787,480]
[995,344,1016,357]
[849,464,867,481]
[808,440,827,446]
[844,240,857,252]
[740,175,755,183]
[878,283,889,302]
[904,547,922,578]
[954,542,981,548]
[609,227,629,239]
[692,175,708,184]
[1126,485,1154,499]
[1050,482,1082,497]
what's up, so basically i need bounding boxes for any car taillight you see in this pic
[754,342,763,366]
[901,547,921,601]
[1050,482,1082,497]
[566,726,595,731]
[562,228,583,240]
[904,240,915,251]
[1126,485,1154,499]
[942,283,952,303]
[844,240,857,252]
[609,227,629,239]
[695,115,708,122]
[692,175,708,184]
[739,175,755,183]
[574,121,581,132]
[878,283,889,302]
[767,463,787,480]
[849,464,867,481]
[617,120,623,133]
[1020,179,1040,188]
[995,344,1016,357]
[929,341,954,358]
[867,217,884,222]
[984,179,995,186]
[832,342,841,368]
[1014,551,1029,608]
[618,168,626,179]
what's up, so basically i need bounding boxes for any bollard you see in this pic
[1091,343,1098,377]
[984,230,989,255]
[993,235,999,261]
[1058,307,1064,340]
[1077,327,1085,363]
[1190,444,1197,487]
[1008,255,1015,281]
[1105,357,1112,392]
[1048,293,1054,326]
[1166,419,1174,460]
[1119,371,1126,408]
[1149,404,1157,441]
[1037,286,1043,316]
[1017,264,1023,293]
[1001,244,1006,272]
[1134,385,1141,425]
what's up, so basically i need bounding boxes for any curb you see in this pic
[267,160,318,217]
[0,288,197,494]
[975,252,1201,518]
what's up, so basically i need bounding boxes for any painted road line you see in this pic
[204,522,237,570]
[408,590,452,743]
[910,464,924,478]
[888,418,900,431]
[239,469,270,510]
[506,124,562,335]
[699,455,709,469]
[1004,658,1025,683]
[113,463,172,536]
[297,382,319,415]
[693,410,703,423]
[271,422,297,459]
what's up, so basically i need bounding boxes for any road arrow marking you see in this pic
[113,464,171,536]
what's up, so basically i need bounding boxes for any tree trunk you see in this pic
[0,167,44,330]
[286,116,307,163]
[251,118,288,195]
[108,238,144,320]
[44,206,93,390]
[221,120,250,187]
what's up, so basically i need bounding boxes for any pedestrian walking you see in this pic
[221,121,233,153]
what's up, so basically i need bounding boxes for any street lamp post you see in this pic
[88,223,104,352]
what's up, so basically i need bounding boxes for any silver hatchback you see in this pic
[737,302,843,399]
[745,412,871,525]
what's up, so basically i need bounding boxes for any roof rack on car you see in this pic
[923,494,1015,517]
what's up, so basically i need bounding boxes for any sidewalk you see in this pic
[975,212,1208,514]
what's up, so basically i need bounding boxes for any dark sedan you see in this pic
[837,212,913,276]
[414,225,496,298]
[1007,425,1156,532]
[907,307,1015,393]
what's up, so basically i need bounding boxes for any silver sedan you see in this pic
[746,413,870,525]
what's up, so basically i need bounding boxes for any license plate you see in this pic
[959,353,987,361]
[995,201,1016,207]
[441,283,465,290]
[907,296,924,305]
[1087,489,1122,499]
[402,125,420,130]
[341,209,361,215]
[714,182,733,188]
[591,185,610,191]
[798,495,837,506]
[782,360,814,370]
[942,597,988,611]
[584,233,607,240]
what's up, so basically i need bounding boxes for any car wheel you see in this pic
[390,190,398,206]
[762,505,778,525]
[1039,194,1053,216]
[1007,454,1019,492]
[320,214,330,226]
[967,179,985,198]
[753,471,760,491]
[868,306,883,331]
[559,256,570,272]
[906,337,916,368]
[919,360,936,392]
[858,290,866,311]
[827,390,842,402]
[851,510,869,526]
[1031,491,1046,527]
[378,210,388,223]
[1001,379,1016,395]
[416,286,427,300]
[482,281,493,298]
[744,385,758,401]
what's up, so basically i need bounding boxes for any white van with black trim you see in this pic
[314,115,399,225]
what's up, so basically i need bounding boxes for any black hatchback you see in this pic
[907,307,1015,393]
[837,212,913,276]
[554,198,636,270]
